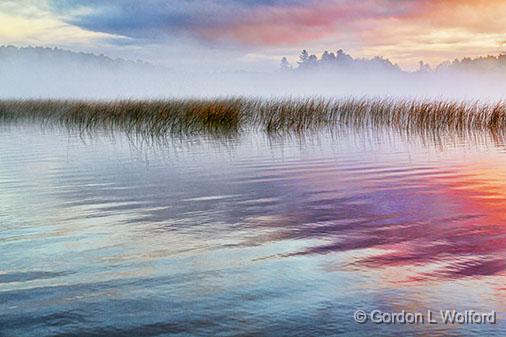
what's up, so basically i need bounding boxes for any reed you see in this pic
[1,98,506,136]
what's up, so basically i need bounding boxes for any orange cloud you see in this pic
[349,0,506,68]
[411,0,506,33]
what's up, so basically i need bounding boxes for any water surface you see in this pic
[1,125,506,336]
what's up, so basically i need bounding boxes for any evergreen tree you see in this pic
[298,50,309,68]
[321,51,334,64]
[308,54,318,66]
[280,57,291,70]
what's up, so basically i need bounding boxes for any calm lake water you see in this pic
[1,124,506,336]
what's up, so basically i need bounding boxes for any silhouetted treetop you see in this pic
[283,49,506,74]
[290,49,400,73]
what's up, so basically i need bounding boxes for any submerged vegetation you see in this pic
[1,98,506,139]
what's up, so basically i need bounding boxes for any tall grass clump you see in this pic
[0,99,246,137]
[1,97,506,137]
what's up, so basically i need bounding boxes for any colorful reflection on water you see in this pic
[1,125,506,336]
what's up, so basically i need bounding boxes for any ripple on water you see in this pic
[1,125,506,336]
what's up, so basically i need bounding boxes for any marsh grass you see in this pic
[1,98,506,138]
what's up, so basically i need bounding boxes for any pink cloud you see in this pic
[193,0,418,46]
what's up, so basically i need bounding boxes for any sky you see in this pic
[1,0,506,71]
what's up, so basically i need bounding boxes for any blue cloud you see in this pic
[49,0,307,41]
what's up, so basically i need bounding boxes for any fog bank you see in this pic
[1,46,506,100]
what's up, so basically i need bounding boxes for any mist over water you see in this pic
[1,47,506,100]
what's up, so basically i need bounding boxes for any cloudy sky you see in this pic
[1,0,506,71]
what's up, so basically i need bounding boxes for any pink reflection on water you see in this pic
[254,156,506,283]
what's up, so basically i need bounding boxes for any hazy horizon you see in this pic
[2,45,506,100]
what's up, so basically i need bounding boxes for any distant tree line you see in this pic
[2,45,506,76]
[281,49,506,74]
[0,45,152,70]
[435,54,506,72]
[279,49,400,72]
